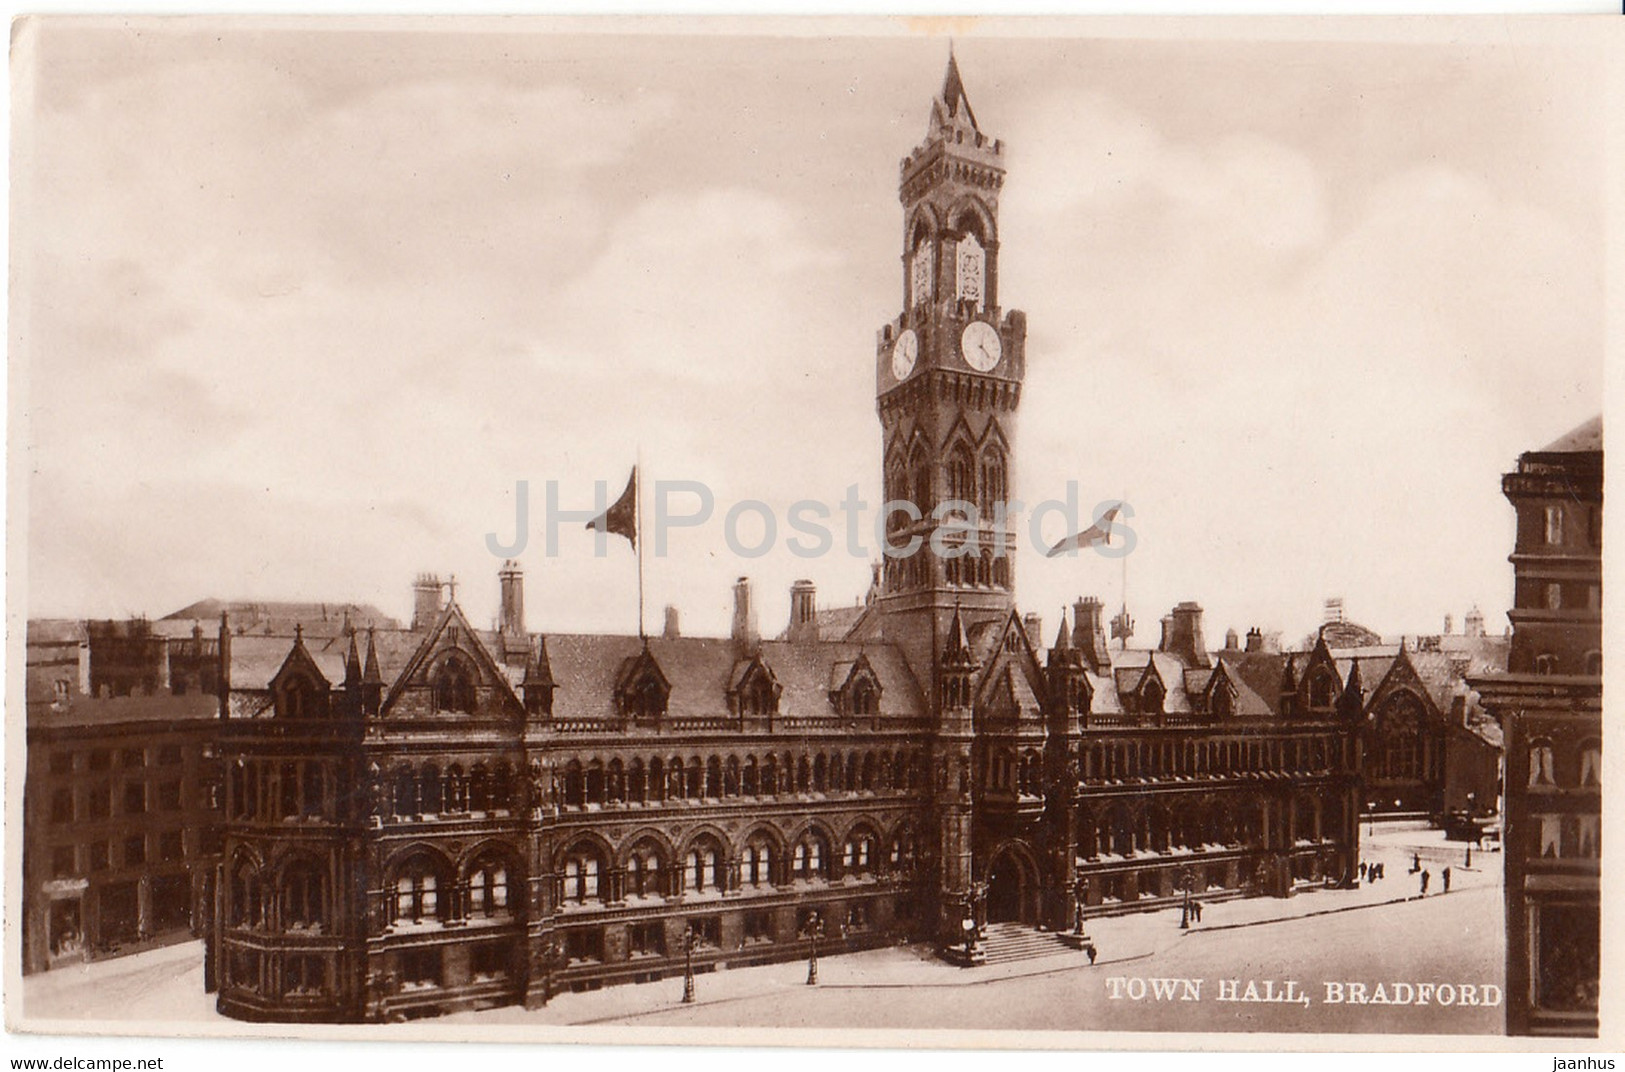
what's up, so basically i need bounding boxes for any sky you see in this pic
[12,19,1611,646]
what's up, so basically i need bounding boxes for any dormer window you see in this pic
[833,657,884,720]
[1141,677,1165,717]
[850,676,880,717]
[277,674,325,720]
[616,650,670,722]
[738,672,779,717]
[1307,670,1338,711]
[1209,679,1234,720]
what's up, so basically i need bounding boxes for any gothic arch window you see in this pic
[955,231,985,309]
[1529,738,1557,788]
[563,760,585,810]
[1141,677,1165,718]
[909,218,935,307]
[392,765,418,818]
[445,765,468,813]
[625,839,665,899]
[1535,653,1558,675]
[683,836,725,893]
[737,668,780,717]
[763,753,780,796]
[279,857,323,935]
[466,853,511,919]
[792,832,829,882]
[813,753,828,793]
[560,840,606,904]
[418,763,442,814]
[431,654,478,714]
[1210,681,1234,721]
[685,757,704,800]
[979,446,1007,518]
[584,759,604,806]
[796,755,811,794]
[910,445,934,519]
[1307,670,1338,711]
[392,853,447,925]
[843,827,878,876]
[628,758,647,804]
[277,673,326,720]
[945,443,976,513]
[741,834,775,887]
[228,855,263,930]
[1579,740,1601,787]
[492,761,513,810]
[1375,693,1425,781]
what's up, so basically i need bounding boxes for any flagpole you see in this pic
[636,446,646,642]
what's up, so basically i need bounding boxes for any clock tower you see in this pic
[874,53,1028,695]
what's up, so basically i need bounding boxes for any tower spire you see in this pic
[930,47,979,136]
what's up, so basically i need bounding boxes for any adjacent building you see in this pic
[1472,416,1602,1037]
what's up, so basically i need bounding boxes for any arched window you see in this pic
[1307,670,1338,711]
[843,830,876,876]
[911,450,934,519]
[229,857,262,929]
[796,755,811,794]
[419,763,442,814]
[762,754,779,796]
[1535,653,1558,675]
[945,443,976,514]
[1579,740,1601,787]
[850,676,881,717]
[563,760,584,809]
[584,759,604,805]
[278,675,324,720]
[1141,678,1165,717]
[470,762,492,811]
[792,833,829,881]
[1529,739,1557,788]
[445,765,467,813]
[467,855,510,919]
[392,855,444,925]
[684,840,722,893]
[813,754,828,793]
[392,766,417,818]
[724,756,741,797]
[1376,693,1425,781]
[561,842,605,904]
[626,840,664,898]
[686,757,704,800]
[492,762,513,811]
[742,835,775,887]
[280,857,325,932]
[629,758,647,804]
[979,447,1006,519]
[738,672,779,717]
[705,755,722,799]
[431,655,477,714]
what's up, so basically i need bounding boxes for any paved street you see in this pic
[24,823,1503,1037]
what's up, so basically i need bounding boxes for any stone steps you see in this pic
[976,923,1076,965]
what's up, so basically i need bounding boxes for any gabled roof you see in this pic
[269,631,332,693]
[1539,414,1602,454]
[381,601,524,714]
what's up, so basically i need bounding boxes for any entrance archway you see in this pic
[985,842,1040,925]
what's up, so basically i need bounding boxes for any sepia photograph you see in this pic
[5,13,1616,1055]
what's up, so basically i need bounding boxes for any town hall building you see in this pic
[206,57,1365,1022]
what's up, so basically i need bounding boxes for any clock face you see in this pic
[891,329,919,380]
[961,320,1002,372]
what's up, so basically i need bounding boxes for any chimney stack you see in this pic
[1224,627,1240,652]
[1465,606,1485,638]
[1023,612,1044,651]
[1443,613,1454,636]
[663,605,681,639]
[499,560,525,636]
[1072,597,1111,673]
[412,573,443,631]
[1245,627,1264,653]
[1163,601,1211,668]
[732,577,759,650]
[788,580,819,643]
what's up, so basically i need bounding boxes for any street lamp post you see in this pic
[1178,867,1194,930]
[681,925,697,1004]
[805,911,823,985]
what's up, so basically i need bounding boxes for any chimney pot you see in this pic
[1165,602,1211,668]
[663,605,681,639]
[412,573,443,631]
[499,560,525,636]
[1023,612,1043,650]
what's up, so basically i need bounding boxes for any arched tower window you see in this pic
[945,443,976,512]
[979,446,1006,518]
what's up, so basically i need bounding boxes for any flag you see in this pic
[587,468,638,549]
[1045,503,1122,558]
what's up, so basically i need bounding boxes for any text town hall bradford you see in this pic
[209,59,1364,1022]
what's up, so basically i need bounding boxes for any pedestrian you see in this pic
[1376,862,1384,880]
[1420,869,1430,896]
[1442,866,1452,893]
[1465,844,1473,869]
[1411,852,1421,873]
[1359,861,1368,881]
[1086,943,1098,965]
[1193,900,1202,923]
